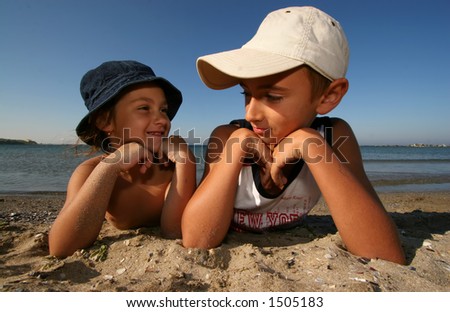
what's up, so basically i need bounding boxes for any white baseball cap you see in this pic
[197,6,349,90]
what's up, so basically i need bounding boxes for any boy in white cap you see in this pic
[182,7,405,264]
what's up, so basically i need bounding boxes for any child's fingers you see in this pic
[249,137,272,167]
[139,149,154,174]
[270,160,287,188]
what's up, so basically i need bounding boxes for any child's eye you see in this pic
[160,107,169,114]
[265,94,283,102]
[138,105,149,111]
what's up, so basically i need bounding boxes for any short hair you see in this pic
[304,65,332,100]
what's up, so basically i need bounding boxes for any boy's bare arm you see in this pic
[273,118,405,264]
[182,125,271,248]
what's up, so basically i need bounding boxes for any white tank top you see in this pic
[231,117,330,232]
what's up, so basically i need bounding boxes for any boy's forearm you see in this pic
[182,139,245,249]
[296,131,405,264]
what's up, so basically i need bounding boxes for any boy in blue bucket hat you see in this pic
[49,60,196,257]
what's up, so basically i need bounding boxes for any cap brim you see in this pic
[196,48,306,90]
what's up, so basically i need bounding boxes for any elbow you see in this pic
[376,252,406,265]
[48,229,91,258]
[48,231,65,258]
[181,229,222,249]
[161,226,182,240]
[180,201,229,249]
[349,245,406,265]
[376,235,407,265]
[182,238,215,250]
[386,250,407,265]
[48,240,75,259]
[394,256,407,266]
[49,248,70,259]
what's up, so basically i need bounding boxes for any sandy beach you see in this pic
[0,191,449,292]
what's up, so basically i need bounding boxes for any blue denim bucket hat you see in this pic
[76,60,182,145]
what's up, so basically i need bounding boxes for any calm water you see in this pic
[361,146,450,192]
[0,144,449,193]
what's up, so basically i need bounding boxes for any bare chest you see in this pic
[106,166,173,228]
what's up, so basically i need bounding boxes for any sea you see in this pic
[0,144,449,194]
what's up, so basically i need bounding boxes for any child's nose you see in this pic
[245,98,263,122]
[154,111,170,125]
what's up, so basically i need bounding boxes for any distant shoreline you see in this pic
[0,138,37,145]
[361,144,449,148]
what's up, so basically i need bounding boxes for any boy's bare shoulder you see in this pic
[329,117,348,126]
[329,117,355,136]
[210,124,240,140]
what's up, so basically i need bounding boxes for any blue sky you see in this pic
[1,0,449,145]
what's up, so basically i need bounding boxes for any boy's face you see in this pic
[106,83,171,152]
[240,67,320,146]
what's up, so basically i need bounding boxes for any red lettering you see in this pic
[291,213,299,221]
[266,212,279,227]
[238,212,245,224]
[279,213,289,224]
[247,213,263,228]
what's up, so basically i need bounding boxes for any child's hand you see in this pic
[227,128,283,192]
[103,142,154,174]
[159,135,191,165]
[230,128,273,171]
[271,136,303,188]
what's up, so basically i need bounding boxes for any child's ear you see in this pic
[316,78,349,115]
